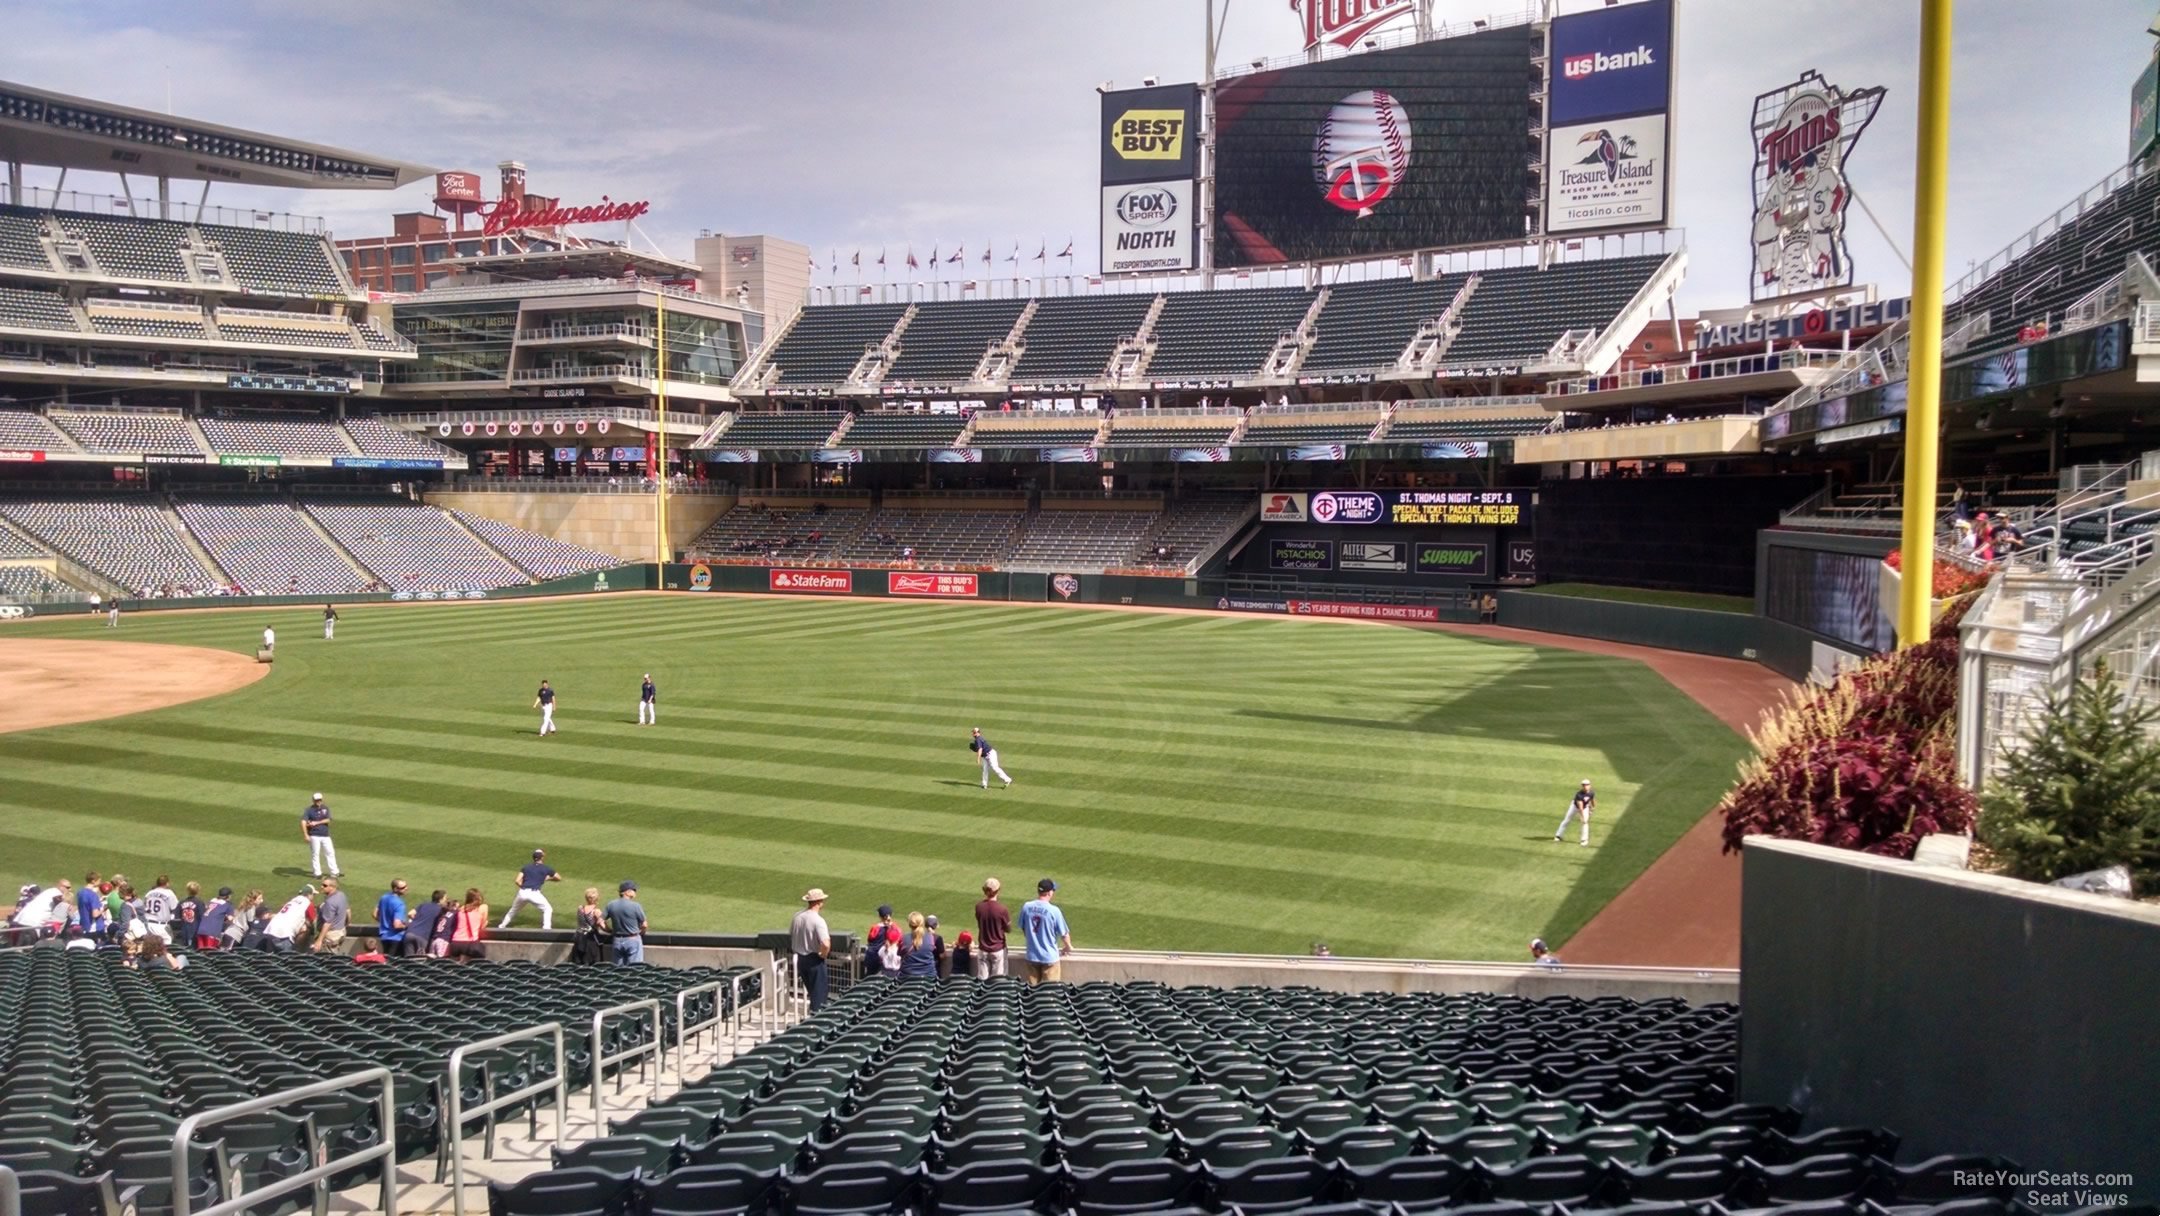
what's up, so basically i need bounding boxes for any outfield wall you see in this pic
[1740,838,2160,1202]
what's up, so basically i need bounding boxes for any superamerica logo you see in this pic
[1750,72,1885,302]
[1309,490,1384,525]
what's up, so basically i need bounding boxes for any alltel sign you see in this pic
[481,195,652,237]
[1292,0,1415,52]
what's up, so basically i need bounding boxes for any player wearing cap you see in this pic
[1531,938,1562,967]
[1554,779,1596,847]
[500,849,562,930]
[1017,878,1071,985]
[638,674,657,726]
[323,604,337,640]
[969,727,1012,789]
[301,792,339,878]
[534,680,558,736]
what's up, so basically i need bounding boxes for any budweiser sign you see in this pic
[890,572,979,598]
[770,568,852,594]
[480,195,651,237]
[1291,0,1416,51]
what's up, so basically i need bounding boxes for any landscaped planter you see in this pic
[1881,552,1992,645]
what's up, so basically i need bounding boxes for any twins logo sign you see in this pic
[1314,90,1413,218]
[1309,490,1385,525]
[1750,72,1886,302]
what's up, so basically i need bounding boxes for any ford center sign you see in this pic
[1308,490,1386,525]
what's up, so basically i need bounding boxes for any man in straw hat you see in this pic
[791,887,833,1011]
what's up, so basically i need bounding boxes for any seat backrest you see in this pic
[484,1165,639,1216]
[640,1163,773,1216]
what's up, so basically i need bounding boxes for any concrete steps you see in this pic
[329,986,803,1214]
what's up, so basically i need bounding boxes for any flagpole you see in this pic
[654,292,670,566]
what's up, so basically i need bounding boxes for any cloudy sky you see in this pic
[0,0,2148,314]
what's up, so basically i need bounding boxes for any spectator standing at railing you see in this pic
[376,880,409,952]
[603,880,647,965]
[790,888,832,1010]
[972,878,1011,979]
[1018,879,1072,985]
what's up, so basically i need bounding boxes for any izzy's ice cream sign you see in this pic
[481,195,651,237]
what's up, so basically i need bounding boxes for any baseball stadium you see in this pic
[0,1,2156,1214]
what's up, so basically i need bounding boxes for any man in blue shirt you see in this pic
[376,880,410,952]
[76,871,107,941]
[603,880,648,965]
[500,849,561,930]
[1017,878,1071,985]
[638,674,657,726]
[302,792,339,878]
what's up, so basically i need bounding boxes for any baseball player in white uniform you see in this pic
[970,727,1012,789]
[534,680,557,736]
[638,674,657,726]
[1554,779,1596,846]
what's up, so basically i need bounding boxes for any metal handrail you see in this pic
[172,1067,397,1216]
[446,1023,566,1216]
[671,976,733,1057]
[589,999,663,1124]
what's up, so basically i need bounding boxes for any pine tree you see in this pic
[1978,662,2160,890]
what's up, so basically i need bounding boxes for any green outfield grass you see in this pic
[1524,583,1757,615]
[0,596,1747,960]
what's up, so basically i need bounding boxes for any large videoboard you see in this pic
[1211,25,1537,268]
[1260,488,1532,528]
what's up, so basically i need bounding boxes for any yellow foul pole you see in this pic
[654,293,671,565]
[1897,0,1954,648]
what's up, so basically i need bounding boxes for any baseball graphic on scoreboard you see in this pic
[1314,89,1412,217]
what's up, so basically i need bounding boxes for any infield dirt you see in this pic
[0,638,266,734]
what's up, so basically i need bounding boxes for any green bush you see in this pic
[1978,663,2160,891]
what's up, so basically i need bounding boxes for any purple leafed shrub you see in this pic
[1719,611,1978,859]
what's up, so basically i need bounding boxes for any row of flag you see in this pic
[814,241,1077,277]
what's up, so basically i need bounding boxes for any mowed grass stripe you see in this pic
[1,597,1746,958]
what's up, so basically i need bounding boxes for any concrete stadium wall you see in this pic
[431,491,734,563]
[325,930,1731,1003]
[1740,838,2160,1204]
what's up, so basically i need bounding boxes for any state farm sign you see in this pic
[481,195,652,237]
[770,568,852,594]
[890,572,979,598]
[1293,0,1416,51]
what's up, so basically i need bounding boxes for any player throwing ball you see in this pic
[970,727,1012,789]
[534,680,558,736]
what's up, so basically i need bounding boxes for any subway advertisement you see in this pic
[1211,25,1538,267]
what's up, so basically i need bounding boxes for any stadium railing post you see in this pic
[445,1023,566,1216]
[170,1066,397,1216]
[672,979,729,1061]
[589,999,663,1126]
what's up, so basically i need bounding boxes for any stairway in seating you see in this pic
[443,507,536,583]
[160,499,234,586]
[295,501,380,584]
